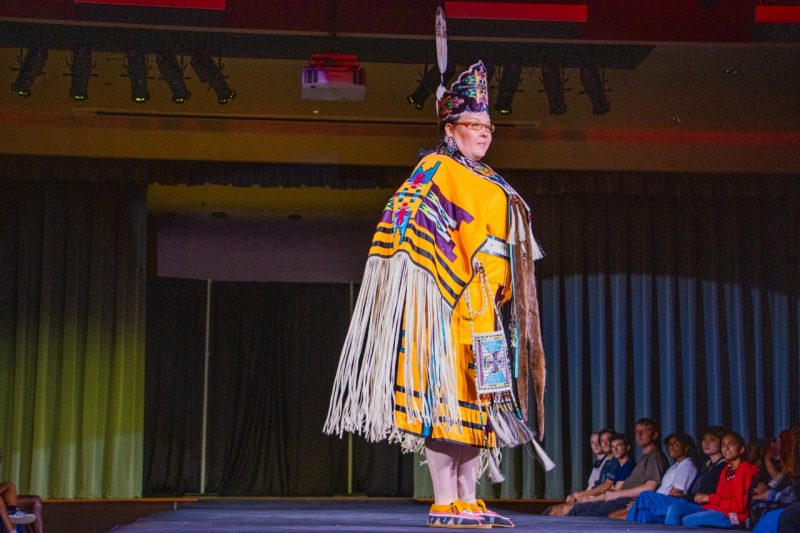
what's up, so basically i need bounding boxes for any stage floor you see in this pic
[112,498,721,532]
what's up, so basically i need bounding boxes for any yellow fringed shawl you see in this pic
[324,152,549,467]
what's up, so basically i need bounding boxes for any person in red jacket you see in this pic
[663,431,758,528]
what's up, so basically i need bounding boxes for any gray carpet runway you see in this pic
[111,499,720,532]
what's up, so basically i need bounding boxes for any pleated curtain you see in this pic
[0,181,146,498]
[415,188,799,498]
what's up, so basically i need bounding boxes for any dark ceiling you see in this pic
[1,1,798,179]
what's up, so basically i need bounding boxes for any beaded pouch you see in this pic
[473,330,512,395]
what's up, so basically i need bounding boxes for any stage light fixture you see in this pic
[494,61,522,115]
[156,53,191,103]
[579,67,610,115]
[126,49,150,103]
[190,53,235,104]
[11,47,49,97]
[541,63,567,115]
[70,45,92,101]
[407,65,440,110]
[407,65,454,110]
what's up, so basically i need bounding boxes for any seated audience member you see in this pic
[659,432,699,496]
[747,438,769,470]
[542,428,619,516]
[0,449,38,533]
[752,424,799,533]
[779,425,800,533]
[625,432,700,522]
[750,427,798,528]
[569,428,617,501]
[687,426,729,498]
[604,434,637,488]
[16,495,43,533]
[0,505,19,533]
[0,485,36,533]
[566,418,669,517]
[548,433,636,516]
[584,430,610,493]
[554,433,636,516]
[661,431,758,528]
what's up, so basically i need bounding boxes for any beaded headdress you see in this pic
[437,61,490,122]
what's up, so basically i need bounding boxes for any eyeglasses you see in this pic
[455,121,496,133]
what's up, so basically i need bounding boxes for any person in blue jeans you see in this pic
[662,432,758,528]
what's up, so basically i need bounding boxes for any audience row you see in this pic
[545,419,799,532]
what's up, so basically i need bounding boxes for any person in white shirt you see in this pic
[657,433,699,496]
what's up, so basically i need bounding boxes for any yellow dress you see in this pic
[325,151,546,463]
[393,235,512,447]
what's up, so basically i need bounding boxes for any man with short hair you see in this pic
[567,418,669,517]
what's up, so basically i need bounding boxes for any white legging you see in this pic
[425,439,481,505]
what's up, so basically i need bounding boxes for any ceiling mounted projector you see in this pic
[301,54,366,102]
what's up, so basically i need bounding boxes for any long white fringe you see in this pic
[323,254,461,442]
[387,428,425,454]
[479,447,505,483]
[531,438,556,472]
[478,437,555,484]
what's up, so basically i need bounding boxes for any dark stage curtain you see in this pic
[0,180,146,498]
[205,282,352,496]
[144,279,413,496]
[144,277,207,496]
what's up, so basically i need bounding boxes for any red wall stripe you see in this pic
[74,0,225,10]
[755,6,800,24]
[445,1,588,23]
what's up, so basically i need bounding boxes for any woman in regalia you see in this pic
[324,59,552,529]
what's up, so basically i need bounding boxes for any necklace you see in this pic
[464,263,491,318]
